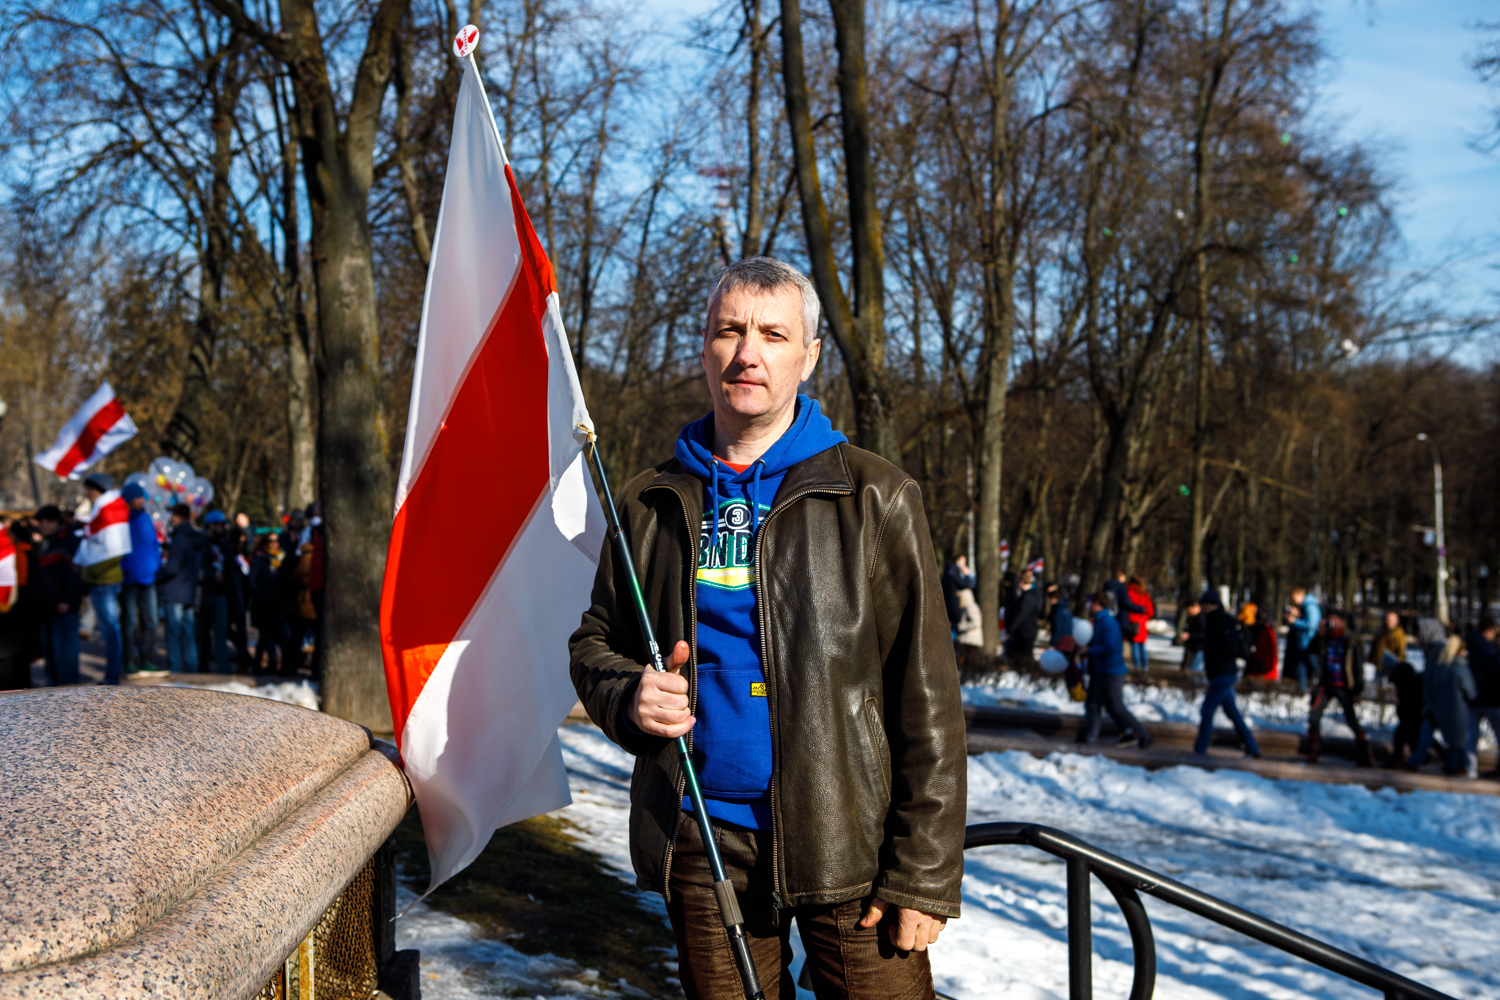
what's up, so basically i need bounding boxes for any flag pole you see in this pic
[581,427,766,1000]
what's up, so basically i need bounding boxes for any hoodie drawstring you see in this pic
[709,459,721,554]
[750,460,764,537]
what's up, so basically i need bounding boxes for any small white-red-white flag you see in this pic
[380,41,604,894]
[75,490,133,567]
[34,382,138,480]
[0,530,16,613]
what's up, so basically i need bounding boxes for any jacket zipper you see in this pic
[656,484,700,903]
[754,484,851,911]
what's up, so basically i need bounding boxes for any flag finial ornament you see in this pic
[454,24,479,58]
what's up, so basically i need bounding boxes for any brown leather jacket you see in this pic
[568,443,966,917]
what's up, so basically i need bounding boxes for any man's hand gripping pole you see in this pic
[579,427,766,1000]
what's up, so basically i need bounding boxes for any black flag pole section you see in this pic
[580,428,766,1000]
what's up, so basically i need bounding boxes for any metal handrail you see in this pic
[963,822,1456,1000]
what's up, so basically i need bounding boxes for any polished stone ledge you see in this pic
[0,685,411,999]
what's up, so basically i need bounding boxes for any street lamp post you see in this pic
[1416,433,1448,625]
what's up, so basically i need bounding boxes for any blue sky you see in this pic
[1308,1,1498,316]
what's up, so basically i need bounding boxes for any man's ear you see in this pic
[800,338,822,383]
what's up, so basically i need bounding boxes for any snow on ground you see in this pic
[400,723,1500,999]
[165,678,322,711]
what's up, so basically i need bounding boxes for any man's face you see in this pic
[207,523,224,538]
[1485,626,1498,642]
[701,284,820,426]
[1290,588,1306,603]
[37,518,61,538]
[1385,611,1400,631]
[84,486,103,505]
[129,497,147,512]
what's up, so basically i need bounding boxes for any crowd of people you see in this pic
[0,471,326,689]
[940,559,1500,781]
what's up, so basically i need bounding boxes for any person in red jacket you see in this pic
[1127,575,1154,671]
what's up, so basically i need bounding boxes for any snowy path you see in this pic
[399,723,1500,999]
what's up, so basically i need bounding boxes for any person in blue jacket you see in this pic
[1077,591,1153,748]
[118,482,163,674]
[1284,586,1321,691]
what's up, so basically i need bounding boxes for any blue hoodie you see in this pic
[1088,609,1127,676]
[1288,592,1321,651]
[121,508,162,586]
[672,395,846,829]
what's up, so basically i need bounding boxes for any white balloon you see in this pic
[1072,618,1094,647]
[1039,649,1069,674]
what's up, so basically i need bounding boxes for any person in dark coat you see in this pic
[1004,563,1043,667]
[1192,591,1261,757]
[1306,611,1372,767]
[1408,634,1476,776]
[1466,618,1500,778]
[0,518,39,689]
[1077,592,1153,748]
[156,506,203,673]
[248,533,289,674]
[1179,600,1205,672]
[1105,570,1142,619]
[1384,659,1425,767]
[33,505,84,685]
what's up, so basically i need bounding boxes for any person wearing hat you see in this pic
[80,472,127,684]
[1192,590,1261,758]
[119,482,163,674]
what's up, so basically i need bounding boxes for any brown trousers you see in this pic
[666,811,934,1000]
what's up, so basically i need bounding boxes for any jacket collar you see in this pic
[646,443,853,512]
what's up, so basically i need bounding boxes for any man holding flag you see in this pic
[570,257,966,999]
[77,473,132,685]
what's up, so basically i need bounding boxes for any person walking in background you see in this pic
[1408,633,1476,777]
[1077,591,1153,749]
[1004,562,1043,668]
[249,533,288,674]
[33,505,83,685]
[1126,575,1153,671]
[1193,591,1261,758]
[118,481,162,675]
[1466,618,1500,779]
[157,505,202,673]
[1179,598,1205,672]
[1285,586,1321,692]
[78,473,129,685]
[1306,610,1372,767]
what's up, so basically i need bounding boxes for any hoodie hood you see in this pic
[675,394,846,547]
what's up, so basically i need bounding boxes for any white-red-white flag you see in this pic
[34,382,138,480]
[380,41,604,894]
[0,530,16,613]
[75,490,133,567]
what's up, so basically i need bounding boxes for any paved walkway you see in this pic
[966,704,1500,797]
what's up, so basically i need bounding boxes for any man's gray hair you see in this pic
[706,257,821,344]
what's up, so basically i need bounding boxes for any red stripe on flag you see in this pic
[380,170,557,746]
[54,397,127,478]
[89,496,129,532]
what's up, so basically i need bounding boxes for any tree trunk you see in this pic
[276,74,319,514]
[272,0,409,729]
[780,0,897,461]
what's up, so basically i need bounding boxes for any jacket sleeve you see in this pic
[567,496,666,760]
[870,481,967,917]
